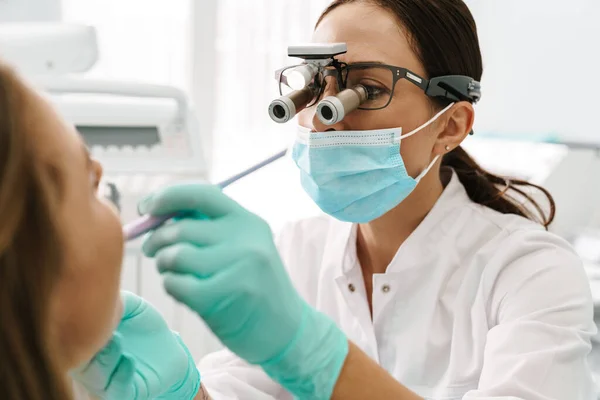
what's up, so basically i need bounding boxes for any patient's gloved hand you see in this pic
[140,184,349,400]
[72,291,200,400]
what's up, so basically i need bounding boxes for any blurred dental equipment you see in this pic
[123,149,287,241]
[100,181,121,212]
[43,76,206,176]
[0,23,98,75]
[0,0,207,177]
[269,43,481,125]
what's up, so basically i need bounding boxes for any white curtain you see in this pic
[210,0,332,231]
[212,0,331,156]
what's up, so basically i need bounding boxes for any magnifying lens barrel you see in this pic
[268,87,314,123]
[316,85,368,125]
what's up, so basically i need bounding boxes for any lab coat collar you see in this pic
[323,169,472,278]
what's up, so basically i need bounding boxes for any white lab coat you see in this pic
[200,170,597,400]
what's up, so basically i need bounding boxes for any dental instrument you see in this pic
[123,149,288,241]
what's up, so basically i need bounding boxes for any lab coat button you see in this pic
[382,284,391,293]
[348,283,356,292]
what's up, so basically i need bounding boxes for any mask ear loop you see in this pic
[397,102,455,141]
[415,154,440,183]
[399,102,455,182]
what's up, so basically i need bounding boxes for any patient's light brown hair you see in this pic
[0,63,72,399]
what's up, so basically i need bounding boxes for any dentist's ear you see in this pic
[434,102,474,154]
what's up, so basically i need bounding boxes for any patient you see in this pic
[0,62,124,399]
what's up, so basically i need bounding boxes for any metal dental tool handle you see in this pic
[123,149,288,241]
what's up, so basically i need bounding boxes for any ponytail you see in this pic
[442,145,555,229]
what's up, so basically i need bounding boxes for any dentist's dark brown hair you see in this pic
[318,0,555,228]
[0,62,71,399]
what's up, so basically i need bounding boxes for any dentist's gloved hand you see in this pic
[72,291,201,400]
[139,184,349,400]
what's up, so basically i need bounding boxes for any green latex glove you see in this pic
[139,183,349,400]
[72,291,200,400]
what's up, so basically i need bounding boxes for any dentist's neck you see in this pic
[356,167,446,276]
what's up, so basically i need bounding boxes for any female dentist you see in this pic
[74,0,596,399]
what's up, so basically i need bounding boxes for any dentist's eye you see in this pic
[364,85,389,100]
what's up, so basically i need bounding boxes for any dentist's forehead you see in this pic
[312,2,425,76]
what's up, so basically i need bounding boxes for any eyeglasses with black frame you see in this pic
[275,60,481,110]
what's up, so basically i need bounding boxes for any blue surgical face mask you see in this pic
[292,103,454,223]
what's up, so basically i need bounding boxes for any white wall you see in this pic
[466,0,600,144]
[0,0,61,21]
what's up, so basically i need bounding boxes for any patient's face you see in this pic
[26,87,124,370]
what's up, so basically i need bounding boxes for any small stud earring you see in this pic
[445,145,451,151]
